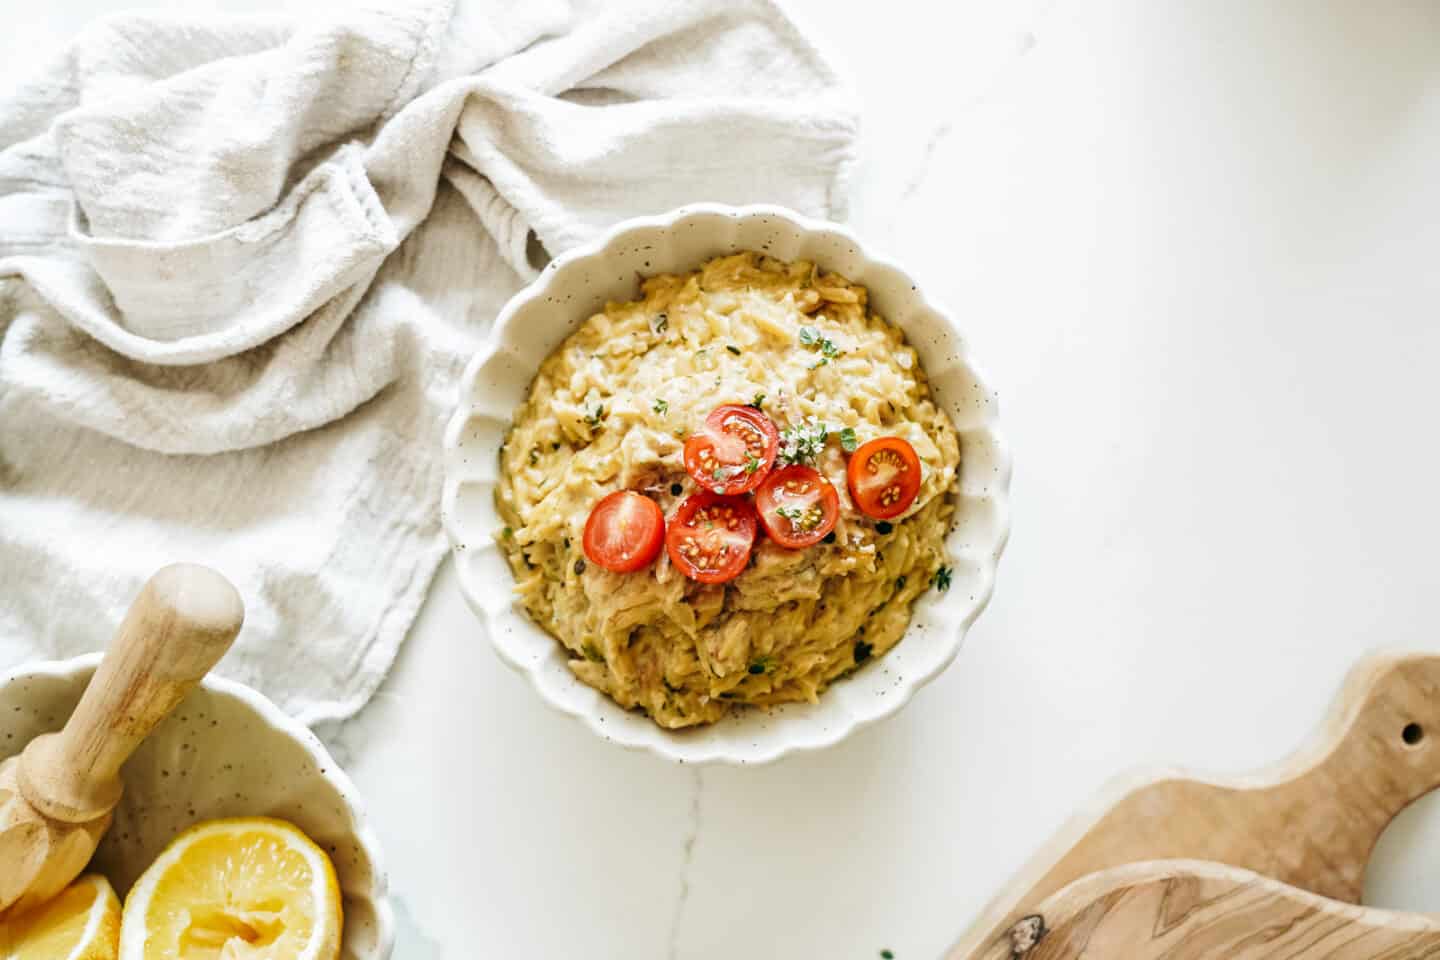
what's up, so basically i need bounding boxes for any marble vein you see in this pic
[667,768,705,960]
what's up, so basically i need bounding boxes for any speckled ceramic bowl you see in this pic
[0,654,393,959]
[443,203,1012,765]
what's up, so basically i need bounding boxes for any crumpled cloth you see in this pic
[0,0,857,724]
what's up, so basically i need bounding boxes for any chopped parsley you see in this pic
[839,427,858,452]
[501,526,513,539]
[581,642,604,663]
[747,655,774,675]
[875,520,893,535]
[895,575,906,589]
[744,456,762,475]
[931,565,953,592]
[748,393,765,410]
[584,404,606,428]
[854,640,874,664]
[653,398,669,415]
[653,313,668,333]
[881,952,895,960]
[778,418,828,466]
[528,448,539,466]
[799,325,843,367]
[726,345,741,355]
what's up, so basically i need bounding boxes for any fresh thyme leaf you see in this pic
[584,404,606,428]
[747,655,774,675]
[653,398,669,415]
[726,345,741,356]
[748,393,765,410]
[653,313,668,333]
[798,326,819,346]
[777,418,828,466]
[744,457,761,475]
[839,427,858,452]
[931,565,953,592]
[582,641,604,663]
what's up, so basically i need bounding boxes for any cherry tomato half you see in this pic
[755,466,840,549]
[664,491,757,584]
[846,437,922,520]
[583,491,665,573]
[682,405,779,496]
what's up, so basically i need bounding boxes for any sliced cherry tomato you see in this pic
[682,404,779,496]
[583,491,665,573]
[846,436,922,519]
[755,466,840,549]
[665,492,757,584]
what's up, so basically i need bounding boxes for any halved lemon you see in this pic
[0,873,121,960]
[119,818,341,960]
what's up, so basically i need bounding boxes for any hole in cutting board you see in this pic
[1402,722,1425,747]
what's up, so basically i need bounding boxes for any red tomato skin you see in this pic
[682,405,779,495]
[664,491,757,584]
[583,491,665,573]
[755,466,840,549]
[846,437,923,520]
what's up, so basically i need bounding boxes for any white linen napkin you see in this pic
[0,0,857,724]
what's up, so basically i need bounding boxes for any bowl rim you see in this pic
[442,201,1013,764]
[0,652,396,960]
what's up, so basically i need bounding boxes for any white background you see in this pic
[7,2,1440,958]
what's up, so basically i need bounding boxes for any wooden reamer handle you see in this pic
[17,564,244,823]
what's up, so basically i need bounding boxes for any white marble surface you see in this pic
[9,1,1440,957]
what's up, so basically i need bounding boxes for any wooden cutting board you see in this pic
[948,651,1440,959]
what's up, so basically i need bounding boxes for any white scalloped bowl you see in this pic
[0,655,394,960]
[443,203,1011,764]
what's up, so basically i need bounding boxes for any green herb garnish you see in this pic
[895,575,906,589]
[875,520,893,535]
[839,427,858,452]
[777,418,828,466]
[854,640,874,664]
[931,565,953,592]
[744,457,762,475]
[747,655,774,675]
[582,642,604,663]
[653,313,668,333]
[798,326,819,345]
[748,393,765,410]
[653,398,669,415]
[584,404,606,428]
[726,345,741,356]
[881,951,894,959]
[528,448,539,466]
[501,527,513,539]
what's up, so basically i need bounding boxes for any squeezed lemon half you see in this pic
[0,873,121,960]
[119,818,341,960]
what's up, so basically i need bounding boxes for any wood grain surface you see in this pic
[974,860,1440,960]
[949,652,1440,959]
